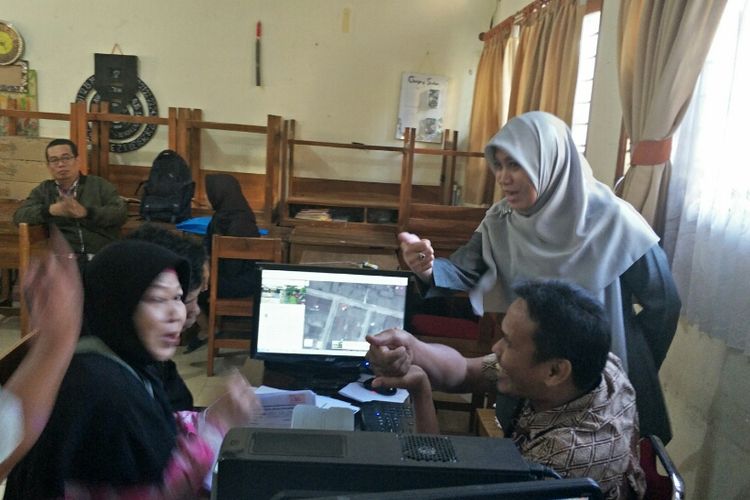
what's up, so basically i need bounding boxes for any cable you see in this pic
[526,460,563,480]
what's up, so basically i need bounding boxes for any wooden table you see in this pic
[289,225,400,270]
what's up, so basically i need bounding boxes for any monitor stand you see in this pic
[263,360,361,396]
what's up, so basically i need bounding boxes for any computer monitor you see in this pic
[251,263,412,390]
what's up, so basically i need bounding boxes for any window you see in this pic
[666,0,750,350]
[570,9,601,155]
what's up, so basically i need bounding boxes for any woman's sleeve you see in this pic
[0,387,23,463]
[621,244,681,369]
[430,232,488,293]
[64,411,222,499]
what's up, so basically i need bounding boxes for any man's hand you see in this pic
[366,329,415,377]
[372,365,430,395]
[48,196,87,218]
[62,197,87,218]
[373,365,439,434]
[48,201,67,217]
[397,232,434,283]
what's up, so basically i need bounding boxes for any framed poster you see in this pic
[395,72,448,143]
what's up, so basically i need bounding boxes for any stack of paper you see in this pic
[250,386,357,431]
[294,208,332,221]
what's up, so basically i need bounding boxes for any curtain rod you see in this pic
[478,0,553,41]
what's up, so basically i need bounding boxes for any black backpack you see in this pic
[138,150,195,223]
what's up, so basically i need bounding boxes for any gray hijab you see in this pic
[474,111,658,364]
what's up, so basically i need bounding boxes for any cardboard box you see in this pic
[0,137,50,160]
[0,137,51,200]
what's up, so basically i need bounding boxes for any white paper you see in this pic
[337,379,409,404]
[316,394,359,413]
[249,389,316,428]
[291,405,355,431]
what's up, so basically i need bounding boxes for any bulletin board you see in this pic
[395,72,448,144]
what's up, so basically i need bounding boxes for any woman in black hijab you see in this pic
[204,173,260,298]
[5,240,259,498]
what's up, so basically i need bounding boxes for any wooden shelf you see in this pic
[286,195,400,210]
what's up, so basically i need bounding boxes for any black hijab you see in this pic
[205,173,259,237]
[83,239,191,369]
[5,240,192,498]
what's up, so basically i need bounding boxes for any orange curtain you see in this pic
[464,0,586,205]
[617,0,727,236]
[463,23,516,205]
[508,0,586,123]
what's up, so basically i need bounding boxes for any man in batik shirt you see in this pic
[366,279,645,500]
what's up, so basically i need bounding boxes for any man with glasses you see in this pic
[13,138,127,264]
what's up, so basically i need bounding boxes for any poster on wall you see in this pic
[1,67,39,137]
[395,72,448,144]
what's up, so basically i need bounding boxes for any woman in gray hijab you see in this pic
[399,111,680,443]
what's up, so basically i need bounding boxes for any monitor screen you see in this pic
[251,264,411,369]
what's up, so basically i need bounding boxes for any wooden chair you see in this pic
[0,328,39,385]
[18,223,50,338]
[475,407,504,438]
[206,235,283,376]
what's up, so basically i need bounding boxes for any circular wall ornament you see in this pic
[0,20,24,65]
[75,75,159,153]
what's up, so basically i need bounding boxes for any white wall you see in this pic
[4,0,496,183]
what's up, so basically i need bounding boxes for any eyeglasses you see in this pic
[47,154,76,165]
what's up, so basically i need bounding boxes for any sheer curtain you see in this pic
[617,0,727,236]
[665,0,750,352]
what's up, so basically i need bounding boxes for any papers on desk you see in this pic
[251,386,357,431]
[291,405,354,431]
[251,389,316,429]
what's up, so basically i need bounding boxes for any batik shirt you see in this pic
[482,353,646,499]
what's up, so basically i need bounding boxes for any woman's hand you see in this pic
[205,371,263,432]
[26,226,83,346]
[397,232,434,283]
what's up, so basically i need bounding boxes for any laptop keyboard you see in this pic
[359,401,416,433]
